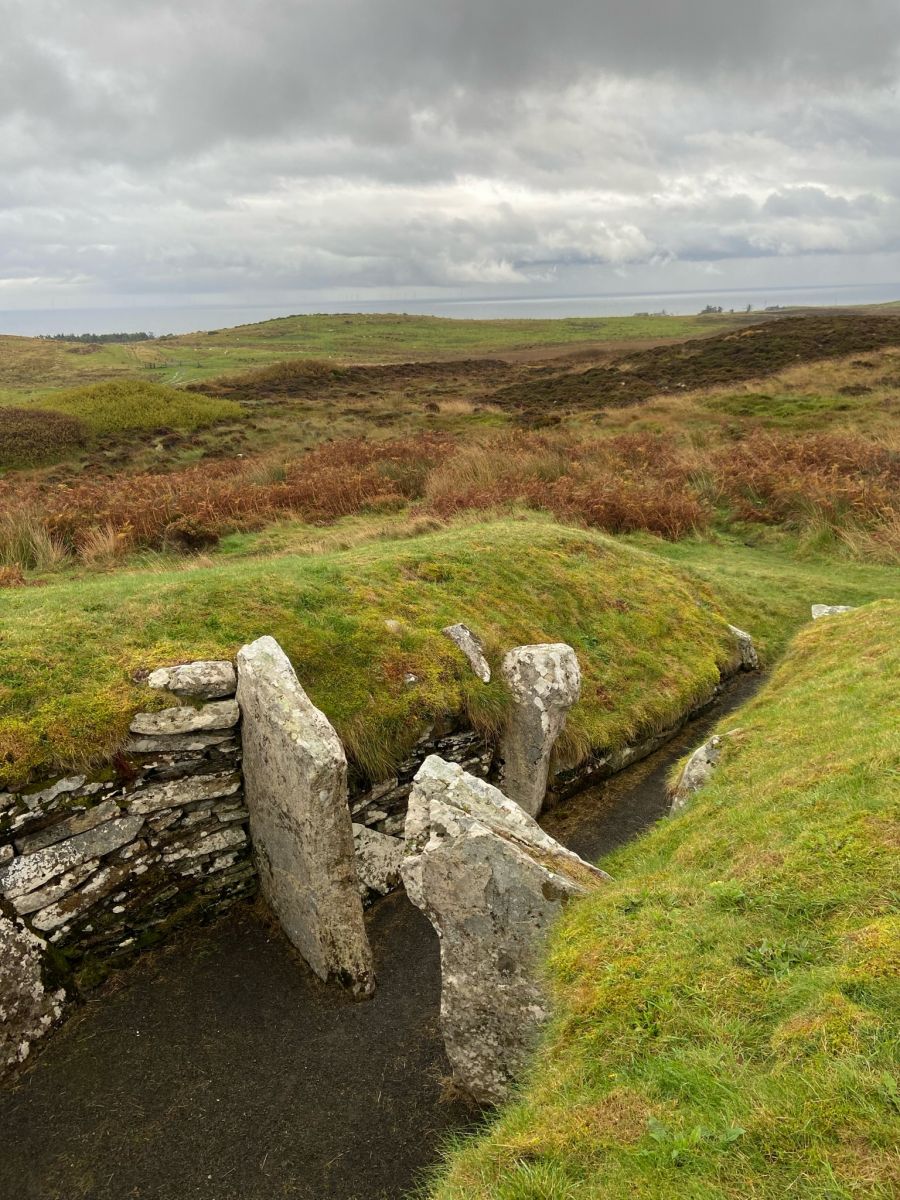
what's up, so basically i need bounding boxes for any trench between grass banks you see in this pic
[0,669,762,1200]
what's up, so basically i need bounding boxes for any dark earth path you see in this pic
[0,672,761,1200]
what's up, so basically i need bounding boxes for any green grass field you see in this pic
[0,311,743,404]
[426,601,900,1200]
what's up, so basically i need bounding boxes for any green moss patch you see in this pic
[33,379,243,436]
[427,600,900,1200]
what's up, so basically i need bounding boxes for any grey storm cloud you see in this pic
[1,0,900,306]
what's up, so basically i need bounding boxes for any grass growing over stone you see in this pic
[0,518,742,789]
[426,600,900,1200]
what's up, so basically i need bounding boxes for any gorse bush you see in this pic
[34,379,244,435]
[0,406,87,467]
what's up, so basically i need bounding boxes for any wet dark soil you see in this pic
[0,672,763,1200]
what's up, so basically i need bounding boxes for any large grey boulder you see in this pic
[1,913,65,1077]
[811,604,856,620]
[499,644,581,817]
[442,624,491,683]
[147,661,237,699]
[236,636,374,998]
[402,756,608,1104]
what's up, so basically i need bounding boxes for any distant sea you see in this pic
[2,282,898,338]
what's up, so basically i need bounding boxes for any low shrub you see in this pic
[34,379,244,435]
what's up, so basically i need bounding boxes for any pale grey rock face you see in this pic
[351,824,403,897]
[126,773,241,815]
[442,623,491,683]
[129,701,240,736]
[21,776,86,812]
[0,815,144,900]
[727,624,760,671]
[402,756,608,1104]
[0,914,65,1077]
[147,661,237,699]
[811,604,856,620]
[499,643,582,818]
[236,636,374,998]
[15,800,121,856]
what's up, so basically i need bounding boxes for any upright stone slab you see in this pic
[236,636,374,998]
[499,643,581,817]
[402,756,608,1103]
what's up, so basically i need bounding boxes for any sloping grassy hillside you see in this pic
[427,601,900,1200]
[0,518,742,789]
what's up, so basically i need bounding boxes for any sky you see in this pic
[2,0,900,316]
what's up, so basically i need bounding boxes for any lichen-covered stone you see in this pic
[811,604,856,620]
[402,756,608,1103]
[0,815,144,900]
[147,661,237,699]
[14,800,121,856]
[499,643,582,818]
[727,624,759,671]
[1,913,64,1077]
[126,773,241,815]
[442,623,491,683]
[237,635,374,997]
[129,701,240,737]
[352,824,403,897]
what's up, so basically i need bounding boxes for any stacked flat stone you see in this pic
[0,659,255,1075]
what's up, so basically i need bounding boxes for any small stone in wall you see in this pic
[669,729,742,815]
[0,815,144,901]
[442,623,491,683]
[14,799,121,856]
[811,604,856,620]
[130,702,240,737]
[147,661,237,699]
[126,772,241,815]
[352,824,403,897]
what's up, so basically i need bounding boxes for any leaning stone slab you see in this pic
[147,661,237,699]
[499,643,582,818]
[811,604,856,620]
[129,701,240,737]
[442,623,491,683]
[126,772,241,816]
[403,756,609,1104]
[236,636,374,997]
[727,624,759,671]
[0,815,144,901]
[1,914,65,1077]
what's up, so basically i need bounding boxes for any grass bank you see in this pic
[0,517,741,789]
[426,601,900,1200]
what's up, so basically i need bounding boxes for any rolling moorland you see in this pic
[0,306,898,1197]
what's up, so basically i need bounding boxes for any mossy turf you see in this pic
[32,378,243,436]
[0,518,742,789]
[425,601,900,1200]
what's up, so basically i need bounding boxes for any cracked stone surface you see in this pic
[237,636,374,998]
[147,661,237,699]
[1,913,65,1078]
[499,643,582,818]
[130,702,240,737]
[402,755,608,1103]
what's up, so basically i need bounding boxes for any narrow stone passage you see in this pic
[0,672,762,1200]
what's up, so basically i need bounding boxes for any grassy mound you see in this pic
[0,406,87,468]
[0,518,740,788]
[33,379,243,435]
[428,601,900,1200]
